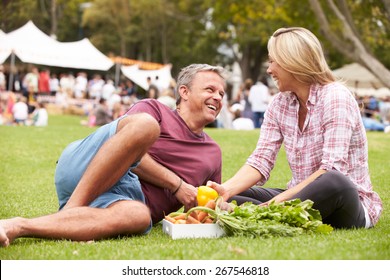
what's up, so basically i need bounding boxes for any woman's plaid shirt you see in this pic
[247,82,382,226]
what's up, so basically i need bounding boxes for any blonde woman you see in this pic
[208,27,382,229]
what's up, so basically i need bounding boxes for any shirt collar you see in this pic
[286,84,319,106]
[308,83,319,106]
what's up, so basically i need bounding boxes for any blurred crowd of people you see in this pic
[217,75,390,133]
[216,75,275,130]
[0,91,49,126]
[0,64,177,127]
[0,64,389,132]
[357,95,390,133]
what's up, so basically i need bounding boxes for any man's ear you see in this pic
[178,85,189,101]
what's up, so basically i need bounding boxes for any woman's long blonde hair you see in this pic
[268,27,336,85]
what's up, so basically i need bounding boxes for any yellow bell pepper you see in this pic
[197,186,218,206]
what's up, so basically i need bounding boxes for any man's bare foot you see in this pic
[0,218,21,247]
[0,221,10,247]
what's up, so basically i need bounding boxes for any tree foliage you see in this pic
[1,0,389,86]
[208,0,320,81]
[309,0,390,87]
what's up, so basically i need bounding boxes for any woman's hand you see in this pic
[260,192,288,206]
[206,180,230,201]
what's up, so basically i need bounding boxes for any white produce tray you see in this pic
[162,219,225,239]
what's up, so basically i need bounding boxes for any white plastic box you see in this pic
[162,219,225,239]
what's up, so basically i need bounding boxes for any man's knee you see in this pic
[110,200,152,233]
[127,201,152,230]
[119,113,160,144]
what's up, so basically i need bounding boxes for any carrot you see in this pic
[197,199,217,222]
[189,210,199,221]
[186,215,201,224]
[197,211,209,223]
[203,218,214,224]
[164,216,176,223]
[173,213,187,220]
[205,199,216,210]
[175,219,186,224]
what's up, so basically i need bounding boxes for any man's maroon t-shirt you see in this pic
[127,99,222,224]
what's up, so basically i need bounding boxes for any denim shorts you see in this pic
[54,117,151,232]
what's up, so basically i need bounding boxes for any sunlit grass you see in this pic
[0,115,389,260]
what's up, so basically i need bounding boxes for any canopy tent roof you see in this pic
[332,63,384,89]
[0,21,113,71]
[110,56,165,70]
[349,87,390,98]
[0,30,12,64]
[121,64,173,91]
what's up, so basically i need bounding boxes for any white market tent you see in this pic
[1,21,174,93]
[0,30,13,64]
[54,39,114,71]
[333,63,384,89]
[121,64,173,91]
[332,63,389,98]
[0,21,114,71]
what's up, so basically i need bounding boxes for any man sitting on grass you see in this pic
[0,64,227,247]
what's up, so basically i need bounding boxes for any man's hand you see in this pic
[173,181,198,211]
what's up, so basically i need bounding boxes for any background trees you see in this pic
[309,0,390,87]
[1,0,389,87]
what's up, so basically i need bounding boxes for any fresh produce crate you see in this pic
[162,219,225,239]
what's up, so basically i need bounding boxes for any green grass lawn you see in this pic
[0,114,389,260]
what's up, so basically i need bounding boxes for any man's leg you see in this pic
[1,113,160,247]
[253,112,260,128]
[0,200,150,247]
[63,113,160,209]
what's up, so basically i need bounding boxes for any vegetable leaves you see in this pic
[215,199,333,238]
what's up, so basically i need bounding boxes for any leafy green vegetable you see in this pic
[186,198,333,238]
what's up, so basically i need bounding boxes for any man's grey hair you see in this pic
[175,64,227,105]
